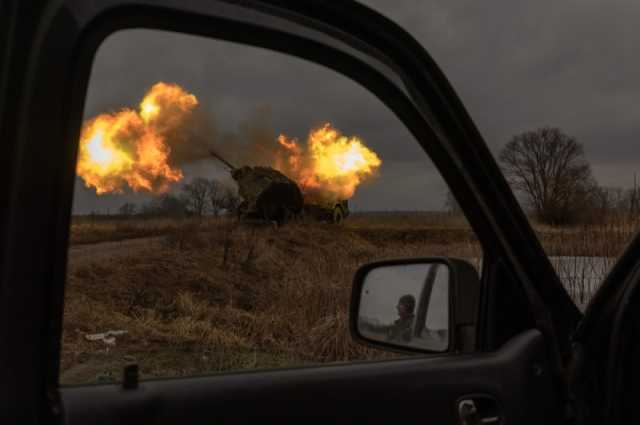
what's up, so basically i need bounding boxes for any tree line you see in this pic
[118,177,241,218]
[447,126,639,225]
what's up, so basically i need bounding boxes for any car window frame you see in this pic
[0,1,581,419]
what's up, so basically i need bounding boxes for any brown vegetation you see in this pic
[535,216,639,257]
[61,212,639,385]
[70,217,181,245]
[61,215,481,385]
[534,215,640,305]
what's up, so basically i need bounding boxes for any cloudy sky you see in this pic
[73,0,640,214]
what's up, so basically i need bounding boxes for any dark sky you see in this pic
[73,1,640,214]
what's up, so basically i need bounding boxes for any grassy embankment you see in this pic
[61,213,479,384]
[70,217,180,245]
[61,213,639,384]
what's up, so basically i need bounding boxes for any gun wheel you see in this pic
[332,206,344,224]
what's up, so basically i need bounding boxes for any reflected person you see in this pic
[363,294,416,343]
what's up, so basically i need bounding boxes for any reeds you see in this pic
[536,214,640,305]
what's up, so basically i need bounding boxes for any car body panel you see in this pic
[61,330,558,425]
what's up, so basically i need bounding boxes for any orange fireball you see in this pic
[276,123,381,202]
[76,82,197,194]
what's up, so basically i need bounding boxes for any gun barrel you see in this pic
[209,149,236,171]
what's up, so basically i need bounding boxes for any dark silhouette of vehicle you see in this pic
[210,150,349,224]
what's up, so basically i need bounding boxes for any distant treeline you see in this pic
[79,177,241,220]
[446,126,640,226]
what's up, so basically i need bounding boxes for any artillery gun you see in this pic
[210,150,349,224]
[209,150,303,224]
[303,198,349,224]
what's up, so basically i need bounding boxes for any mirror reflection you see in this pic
[358,262,449,352]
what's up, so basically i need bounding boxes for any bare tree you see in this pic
[141,194,188,217]
[181,177,210,216]
[499,127,596,224]
[206,179,226,217]
[221,187,242,215]
[629,173,639,215]
[595,186,634,216]
[444,190,462,215]
[118,202,136,217]
[611,184,640,216]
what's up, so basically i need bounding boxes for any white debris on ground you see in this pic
[84,330,128,346]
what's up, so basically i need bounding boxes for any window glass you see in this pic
[61,29,482,385]
[425,270,448,332]
[364,0,640,310]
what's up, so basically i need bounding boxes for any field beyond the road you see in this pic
[60,212,637,384]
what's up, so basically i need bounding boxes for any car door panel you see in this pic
[61,330,557,425]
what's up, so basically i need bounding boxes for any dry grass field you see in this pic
[60,212,639,385]
[70,217,182,245]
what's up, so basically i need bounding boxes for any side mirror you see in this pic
[350,258,480,354]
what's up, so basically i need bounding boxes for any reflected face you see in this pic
[396,303,410,319]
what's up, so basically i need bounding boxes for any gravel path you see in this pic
[67,236,165,267]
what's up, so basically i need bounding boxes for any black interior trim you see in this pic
[61,330,559,425]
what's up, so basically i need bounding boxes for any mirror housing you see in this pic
[350,258,480,354]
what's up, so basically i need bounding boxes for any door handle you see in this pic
[458,397,501,425]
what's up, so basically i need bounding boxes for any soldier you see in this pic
[387,294,416,343]
[361,294,416,343]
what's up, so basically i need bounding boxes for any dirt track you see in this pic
[67,236,165,267]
